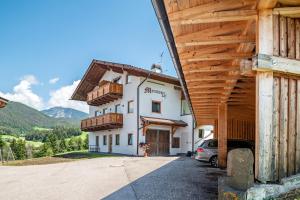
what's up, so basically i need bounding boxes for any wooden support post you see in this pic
[218,103,227,169]
[256,71,274,183]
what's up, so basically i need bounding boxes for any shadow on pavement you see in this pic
[102,157,225,200]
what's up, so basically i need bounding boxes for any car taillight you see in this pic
[197,148,204,153]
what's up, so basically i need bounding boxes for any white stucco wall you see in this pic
[87,69,195,156]
[193,125,214,151]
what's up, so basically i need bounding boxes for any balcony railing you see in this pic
[89,145,100,152]
[81,113,123,132]
[87,81,123,106]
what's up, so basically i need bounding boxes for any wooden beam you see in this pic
[258,9,274,55]
[175,22,246,43]
[171,10,257,25]
[273,7,300,18]
[218,103,228,168]
[258,0,278,9]
[256,71,274,183]
[254,54,300,75]
[184,52,253,62]
[177,35,256,47]
[278,0,300,6]
[183,65,239,72]
[168,0,256,21]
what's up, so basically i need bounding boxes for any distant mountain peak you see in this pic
[0,102,79,135]
[42,107,88,120]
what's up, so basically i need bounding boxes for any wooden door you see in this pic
[108,135,112,153]
[146,129,170,156]
[158,130,170,156]
[146,129,157,156]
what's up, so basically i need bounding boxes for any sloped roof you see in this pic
[71,60,180,101]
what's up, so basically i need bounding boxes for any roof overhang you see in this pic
[141,116,188,127]
[152,0,196,123]
[71,60,181,101]
[152,0,259,124]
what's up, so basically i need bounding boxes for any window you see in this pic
[96,136,99,146]
[103,108,108,115]
[181,99,191,115]
[103,135,107,145]
[128,134,133,145]
[115,104,121,113]
[128,101,134,113]
[95,110,101,117]
[115,134,120,145]
[172,137,180,148]
[126,74,133,84]
[198,129,204,139]
[113,76,122,84]
[208,140,218,148]
[152,101,161,113]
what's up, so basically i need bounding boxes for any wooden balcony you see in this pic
[87,81,123,106]
[81,113,123,132]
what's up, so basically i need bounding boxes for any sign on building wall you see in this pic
[144,87,166,98]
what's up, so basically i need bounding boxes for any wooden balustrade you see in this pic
[81,113,123,132]
[87,81,123,106]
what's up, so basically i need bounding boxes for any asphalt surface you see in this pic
[0,156,225,200]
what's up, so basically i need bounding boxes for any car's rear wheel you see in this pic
[210,156,218,168]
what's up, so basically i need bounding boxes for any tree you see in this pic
[76,137,83,150]
[48,134,59,154]
[10,139,26,160]
[0,135,5,150]
[10,139,17,159]
[67,137,77,151]
[59,139,67,153]
[16,139,26,160]
[83,135,88,150]
[35,142,53,157]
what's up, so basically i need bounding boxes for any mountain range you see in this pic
[0,102,88,135]
[42,107,88,120]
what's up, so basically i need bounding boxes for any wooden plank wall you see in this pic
[272,75,300,181]
[273,15,300,60]
[227,119,255,140]
[213,119,255,141]
[271,15,300,181]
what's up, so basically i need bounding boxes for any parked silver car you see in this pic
[195,139,254,167]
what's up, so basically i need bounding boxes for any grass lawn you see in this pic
[2,150,120,166]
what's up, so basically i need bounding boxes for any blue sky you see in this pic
[0,0,175,112]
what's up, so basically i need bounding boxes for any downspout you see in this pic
[136,74,150,155]
[192,118,195,152]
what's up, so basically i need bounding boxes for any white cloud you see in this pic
[0,75,44,110]
[0,75,88,113]
[49,77,59,84]
[47,80,88,113]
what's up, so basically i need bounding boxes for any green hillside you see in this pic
[0,102,75,135]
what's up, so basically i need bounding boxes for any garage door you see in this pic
[146,129,170,156]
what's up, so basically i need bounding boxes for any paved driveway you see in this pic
[0,156,225,200]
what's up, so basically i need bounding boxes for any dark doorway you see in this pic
[108,135,112,153]
[146,129,170,156]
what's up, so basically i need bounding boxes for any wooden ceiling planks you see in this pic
[163,0,257,123]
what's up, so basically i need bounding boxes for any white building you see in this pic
[72,60,213,156]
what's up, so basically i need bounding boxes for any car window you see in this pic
[207,140,218,148]
[199,141,206,147]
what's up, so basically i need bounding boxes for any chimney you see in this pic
[151,64,162,73]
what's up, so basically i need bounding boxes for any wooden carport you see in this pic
[153,0,300,183]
